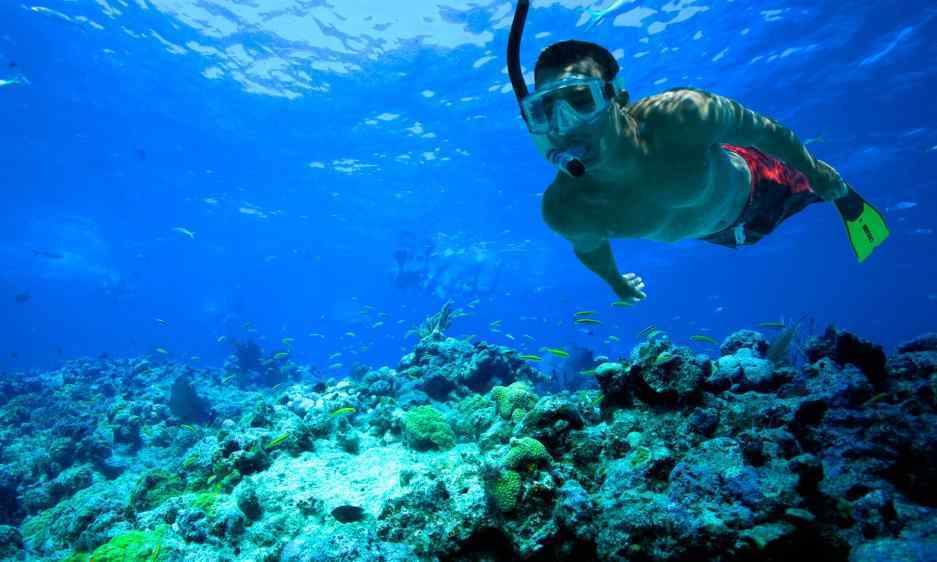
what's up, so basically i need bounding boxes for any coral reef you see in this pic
[0,327,934,561]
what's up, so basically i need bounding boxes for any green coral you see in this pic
[504,437,551,471]
[491,382,538,420]
[89,530,162,562]
[628,446,652,468]
[451,393,494,439]
[129,470,185,514]
[492,470,522,512]
[402,406,456,451]
[181,454,198,469]
[456,394,490,416]
[191,482,223,515]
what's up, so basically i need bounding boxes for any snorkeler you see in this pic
[507,0,889,305]
[392,231,434,290]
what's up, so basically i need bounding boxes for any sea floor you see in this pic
[0,324,935,561]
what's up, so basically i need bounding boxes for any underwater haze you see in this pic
[2,1,937,561]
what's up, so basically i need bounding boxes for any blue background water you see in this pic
[2,0,935,374]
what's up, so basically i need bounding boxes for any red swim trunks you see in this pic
[699,145,822,248]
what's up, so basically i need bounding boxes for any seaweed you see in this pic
[766,315,816,366]
[407,299,466,340]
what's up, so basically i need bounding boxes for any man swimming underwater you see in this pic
[507,0,889,305]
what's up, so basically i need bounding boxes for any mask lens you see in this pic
[542,85,597,119]
[563,86,598,114]
[523,79,607,134]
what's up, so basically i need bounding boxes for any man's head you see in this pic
[534,40,619,87]
[528,40,632,171]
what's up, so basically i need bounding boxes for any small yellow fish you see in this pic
[606,335,621,342]
[309,333,325,338]
[757,322,786,329]
[637,325,657,338]
[180,424,197,432]
[272,351,290,360]
[505,333,515,340]
[489,320,502,327]
[654,352,673,366]
[154,318,169,326]
[690,335,719,346]
[328,352,342,360]
[544,347,570,358]
[579,369,597,376]
[172,226,195,239]
[522,334,535,341]
[155,347,168,355]
[216,336,226,344]
[190,356,200,362]
[517,354,542,361]
[331,406,356,417]
[329,362,343,370]
[645,329,664,340]
[282,338,294,346]
[462,334,476,342]
[150,543,161,562]
[371,321,384,328]
[575,318,602,325]
[345,331,356,337]
[221,374,237,384]
[611,300,632,307]
[265,431,291,449]
[271,383,282,391]
[574,310,595,316]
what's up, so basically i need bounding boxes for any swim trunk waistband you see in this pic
[699,145,822,248]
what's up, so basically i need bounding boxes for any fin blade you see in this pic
[836,190,889,263]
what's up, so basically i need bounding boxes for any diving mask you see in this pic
[521,76,621,136]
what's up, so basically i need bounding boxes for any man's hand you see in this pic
[614,272,647,304]
[810,159,850,202]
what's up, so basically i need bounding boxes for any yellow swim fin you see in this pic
[833,188,889,263]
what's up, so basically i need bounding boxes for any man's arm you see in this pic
[572,237,646,302]
[542,185,645,301]
[573,238,623,293]
[657,89,848,200]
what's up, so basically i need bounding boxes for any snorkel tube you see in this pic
[507,0,586,178]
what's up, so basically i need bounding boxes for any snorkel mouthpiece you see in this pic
[548,147,586,177]
[508,0,588,179]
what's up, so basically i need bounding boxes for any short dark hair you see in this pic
[534,40,619,86]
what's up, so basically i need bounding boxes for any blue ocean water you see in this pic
[2,1,935,375]
[4,3,937,561]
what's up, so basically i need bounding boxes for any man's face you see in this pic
[535,59,624,168]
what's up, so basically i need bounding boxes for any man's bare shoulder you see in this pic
[628,87,714,121]
[628,87,727,148]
